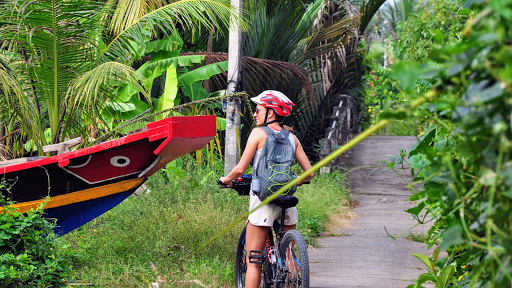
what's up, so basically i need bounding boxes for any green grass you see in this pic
[405,232,429,243]
[58,166,350,287]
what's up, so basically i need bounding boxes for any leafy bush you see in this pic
[383,0,512,286]
[394,0,468,62]
[361,61,422,135]
[0,197,72,287]
[363,0,469,136]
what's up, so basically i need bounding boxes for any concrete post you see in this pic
[328,116,340,145]
[224,0,243,176]
[332,107,344,146]
[320,138,333,174]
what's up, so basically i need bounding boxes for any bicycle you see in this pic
[218,174,310,288]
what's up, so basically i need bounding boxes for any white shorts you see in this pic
[248,194,298,227]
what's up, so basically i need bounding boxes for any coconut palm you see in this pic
[0,0,242,158]
[230,0,385,158]
[195,0,389,159]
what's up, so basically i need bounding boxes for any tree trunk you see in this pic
[224,0,243,175]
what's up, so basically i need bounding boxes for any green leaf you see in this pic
[106,102,136,112]
[437,265,455,288]
[439,224,464,251]
[155,66,178,117]
[430,29,444,45]
[409,191,426,201]
[505,187,512,198]
[101,97,149,121]
[408,127,435,156]
[181,82,207,102]
[426,188,442,202]
[416,272,437,287]
[391,61,423,92]
[432,247,440,264]
[412,253,435,273]
[217,117,226,131]
[454,141,476,158]
[405,202,426,216]
[177,61,228,87]
[410,154,431,169]
[463,81,505,105]
[137,55,205,91]
[366,42,385,59]
[115,84,139,102]
[458,8,472,15]
[379,110,408,119]
[138,55,205,79]
[145,35,183,60]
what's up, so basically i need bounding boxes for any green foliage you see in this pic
[362,0,470,137]
[0,0,241,157]
[364,62,400,108]
[408,248,456,288]
[384,0,512,286]
[104,33,229,124]
[0,194,72,287]
[406,232,429,244]
[361,61,421,135]
[394,0,469,62]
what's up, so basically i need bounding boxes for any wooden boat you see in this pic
[0,115,216,235]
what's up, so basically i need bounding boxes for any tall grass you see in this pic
[58,164,350,287]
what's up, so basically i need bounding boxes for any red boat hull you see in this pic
[0,115,216,235]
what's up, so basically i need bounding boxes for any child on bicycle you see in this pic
[219,90,314,288]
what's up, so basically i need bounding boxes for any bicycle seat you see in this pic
[271,195,299,208]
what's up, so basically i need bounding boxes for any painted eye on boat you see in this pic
[110,156,131,167]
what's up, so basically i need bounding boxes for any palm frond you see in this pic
[99,0,247,65]
[179,52,316,108]
[0,55,45,153]
[241,0,320,61]
[0,0,105,143]
[359,0,388,34]
[66,61,148,120]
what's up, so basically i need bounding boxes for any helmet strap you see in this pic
[262,109,270,126]
[262,108,281,127]
[262,119,279,126]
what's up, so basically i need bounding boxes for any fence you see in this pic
[319,94,360,173]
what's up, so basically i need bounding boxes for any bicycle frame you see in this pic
[223,174,309,288]
[269,208,292,286]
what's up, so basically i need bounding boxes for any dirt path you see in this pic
[309,136,432,288]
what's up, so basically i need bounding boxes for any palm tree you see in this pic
[0,0,242,158]
[232,0,387,159]
[193,0,389,159]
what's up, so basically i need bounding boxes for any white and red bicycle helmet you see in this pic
[250,90,295,117]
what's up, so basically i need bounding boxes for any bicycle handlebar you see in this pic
[217,174,309,196]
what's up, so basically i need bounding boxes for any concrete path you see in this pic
[309,136,432,288]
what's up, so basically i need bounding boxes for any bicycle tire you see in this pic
[279,229,310,288]
[236,226,247,288]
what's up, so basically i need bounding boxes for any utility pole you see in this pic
[224,0,243,175]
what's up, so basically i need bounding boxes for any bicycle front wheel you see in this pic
[279,229,309,288]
